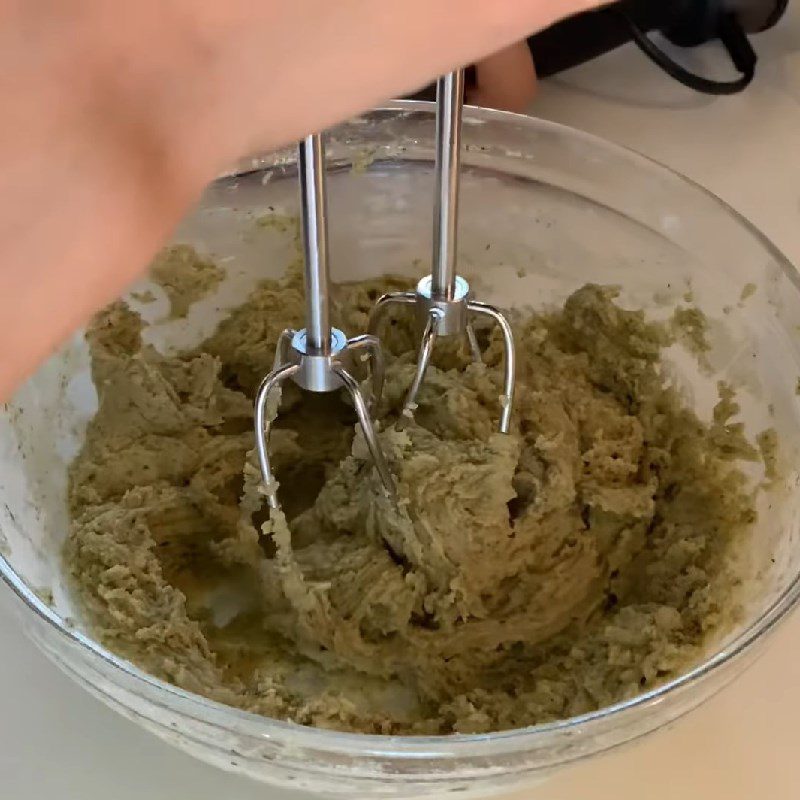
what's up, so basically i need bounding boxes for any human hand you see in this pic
[0,0,600,399]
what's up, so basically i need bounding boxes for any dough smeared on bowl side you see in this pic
[65,249,768,735]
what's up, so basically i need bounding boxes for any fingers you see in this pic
[188,0,603,164]
[468,41,538,112]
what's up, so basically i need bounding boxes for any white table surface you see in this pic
[3,9,800,800]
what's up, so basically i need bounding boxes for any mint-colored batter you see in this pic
[65,249,765,734]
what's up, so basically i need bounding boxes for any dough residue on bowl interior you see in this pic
[64,247,770,735]
[150,244,224,319]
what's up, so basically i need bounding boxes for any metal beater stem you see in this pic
[431,69,465,301]
[299,134,331,355]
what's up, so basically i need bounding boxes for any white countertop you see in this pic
[3,8,800,800]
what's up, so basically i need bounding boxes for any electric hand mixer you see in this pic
[254,71,517,507]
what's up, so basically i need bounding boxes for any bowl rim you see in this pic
[2,98,799,759]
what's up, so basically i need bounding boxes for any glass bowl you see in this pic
[2,101,800,799]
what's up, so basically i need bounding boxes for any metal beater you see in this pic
[368,70,516,432]
[253,134,396,510]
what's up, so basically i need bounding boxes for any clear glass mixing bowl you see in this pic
[2,102,800,799]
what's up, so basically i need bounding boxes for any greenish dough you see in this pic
[65,253,765,735]
[150,244,224,319]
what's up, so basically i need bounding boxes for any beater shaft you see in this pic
[368,70,517,434]
[298,135,331,354]
[432,69,464,301]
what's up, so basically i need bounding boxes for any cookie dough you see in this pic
[150,244,224,319]
[64,250,764,734]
